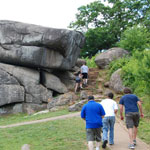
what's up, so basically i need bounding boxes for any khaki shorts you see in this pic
[125,112,140,128]
[86,128,101,142]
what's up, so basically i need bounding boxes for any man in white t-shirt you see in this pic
[81,62,89,86]
[100,92,118,148]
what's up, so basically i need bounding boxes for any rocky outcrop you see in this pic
[0,20,85,115]
[47,92,79,110]
[95,47,129,69]
[109,69,125,94]
[68,100,87,112]
[0,20,85,70]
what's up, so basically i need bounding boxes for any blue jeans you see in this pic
[102,116,115,144]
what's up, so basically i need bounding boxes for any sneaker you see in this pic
[133,140,136,146]
[102,140,108,148]
[128,144,135,149]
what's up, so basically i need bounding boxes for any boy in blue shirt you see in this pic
[81,95,105,150]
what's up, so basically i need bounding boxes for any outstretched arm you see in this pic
[119,104,124,120]
[137,101,144,118]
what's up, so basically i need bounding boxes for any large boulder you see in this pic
[42,71,68,93]
[0,85,24,106]
[0,63,53,106]
[47,92,78,109]
[95,47,129,69]
[53,70,76,90]
[0,20,85,114]
[0,20,85,70]
[109,69,125,93]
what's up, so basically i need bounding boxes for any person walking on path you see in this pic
[81,62,89,86]
[81,95,105,150]
[100,92,118,148]
[119,87,144,149]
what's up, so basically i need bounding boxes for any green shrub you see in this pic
[108,56,130,77]
[120,50,150,111]
[83,55,97,68]
[117,25,150,53]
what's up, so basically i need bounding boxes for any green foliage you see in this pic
[83,55,97,68]
[108,56,130,77]
[69,0,150,57]
[119,50,150,111]
[109,49,150,111]
[81,27,117,57]
[118,26,150,52]
[138,118,150,144]
[0,118,86,150]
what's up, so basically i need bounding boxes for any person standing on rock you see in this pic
[81,62,89,86]
[119,87,144,149]
[100,92,118,148]
[81,95,105,150]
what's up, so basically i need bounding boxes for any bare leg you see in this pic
[133,126,138,140]
[74,83,78,93]
[85,78,88,84]
[88,141,94,150]
[80,82,83,88]
[95,141,100,150]
[128,128,134,144]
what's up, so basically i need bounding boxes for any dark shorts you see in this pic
[76,79,81,83]
[125,112,140,128]
[86,128,101,142]
[82,73,88,79]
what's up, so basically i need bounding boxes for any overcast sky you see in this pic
[0,0,96,29]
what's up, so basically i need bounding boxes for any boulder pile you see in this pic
[0,20,85,115]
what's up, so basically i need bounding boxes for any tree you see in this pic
[69,0,150,57]
[81,27,117,57]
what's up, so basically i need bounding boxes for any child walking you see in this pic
[75,71,83,93]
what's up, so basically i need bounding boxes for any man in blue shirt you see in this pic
[81,95,105,150]
[119,88,144,149]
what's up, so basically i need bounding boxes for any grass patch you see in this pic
[0,117,86,150]
[0,116,110,150]
[0,117,110,150]
[0,109,73,126]
[138,117,150,144]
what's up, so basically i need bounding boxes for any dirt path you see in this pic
[108,118,150,150]
[0,112,80,129]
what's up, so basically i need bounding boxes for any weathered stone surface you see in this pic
[0,63,39,85]
[0,85,24,106]
[0,69,19,85]
[42,71,68,93]
[25,84,53,103]
[0,20,85,70]
[80,91,88,99]
[54,71,75,90]
[104,81,110,88]
[0,63,53,104]
[47,92,78,109]
[23,103,47,114]
[0,104,23,115]
[68,100,87,112]
[109,69,125,94]
[95,47,129,69]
